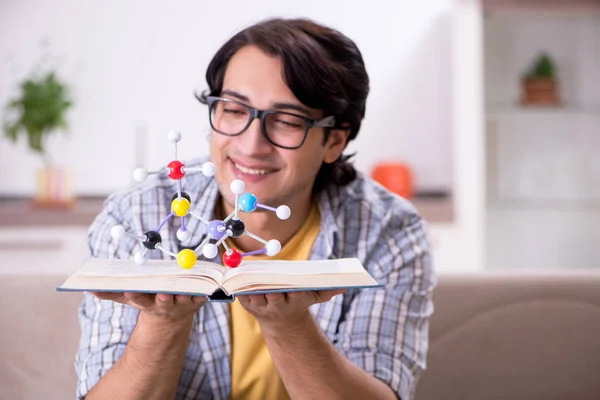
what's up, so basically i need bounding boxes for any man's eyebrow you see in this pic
[221,89,312,117]
[271,102,312,117]
[221,89,249,102]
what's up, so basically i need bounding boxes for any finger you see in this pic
[265,292,285,304]
[317,289,347,302]
[325,289,347,296]
[90,292,126,303]
[237,295,251,307]
[248,293,267,307]
[286,291,303,301]
[156,293,175,305]
[191,296,207,305]
[287,291,316,308]
[175,295,192,305]
[123,292,155,308]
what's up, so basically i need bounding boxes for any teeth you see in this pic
[234,162,271,175]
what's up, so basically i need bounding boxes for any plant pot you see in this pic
[371,162,414,199]
[33,166,75,208]
[520,78,561,106]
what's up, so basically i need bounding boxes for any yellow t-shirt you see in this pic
[228,202,321,400]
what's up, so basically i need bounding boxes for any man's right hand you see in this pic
[84,292,205,399]
[91,292,206,323]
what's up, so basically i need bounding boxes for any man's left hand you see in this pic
[237,289,346,329]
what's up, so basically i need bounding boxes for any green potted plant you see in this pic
[520,52,562,106]
[2,70,75,207]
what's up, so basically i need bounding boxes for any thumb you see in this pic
[317,288,347,302]
[90,291,127,303]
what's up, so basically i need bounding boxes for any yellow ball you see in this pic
[171,198,191,217]
[177,249,197,269]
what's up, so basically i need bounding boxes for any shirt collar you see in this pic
[314,182,341,259]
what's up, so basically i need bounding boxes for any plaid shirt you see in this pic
[75,158,436,400]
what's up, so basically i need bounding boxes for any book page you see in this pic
[59,274,218,296]
[221,258,380,294]
[78,258,225,283]
[223,257,366,280]
[223,272,378,295]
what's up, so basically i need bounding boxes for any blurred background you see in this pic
[1,0,599,274]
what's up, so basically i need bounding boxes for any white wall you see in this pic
[428,0,485,272]
[484,12,600,269]
[0,0,454,196]
[1,0,488,273]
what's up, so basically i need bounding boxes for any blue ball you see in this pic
[239,193,258,212]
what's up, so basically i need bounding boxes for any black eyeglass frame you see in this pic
[205,96,336,150]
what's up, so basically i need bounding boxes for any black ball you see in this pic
[172,191,191,202]
[226,219,245,238]
[142,231,162,250]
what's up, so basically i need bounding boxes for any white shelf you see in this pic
[483,0,600,14]
[483,10,600,270]
[486,105,600,118]
[487,198,600,210]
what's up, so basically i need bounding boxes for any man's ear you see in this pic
[323,126,351,163]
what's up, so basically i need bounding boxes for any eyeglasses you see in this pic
[205,96,336,150]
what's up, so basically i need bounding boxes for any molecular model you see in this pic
[110,130,291,270]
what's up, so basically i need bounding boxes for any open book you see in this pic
[57,257,382,302]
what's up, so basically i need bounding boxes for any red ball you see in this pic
[223,249,242,268]
[167,160,185,180]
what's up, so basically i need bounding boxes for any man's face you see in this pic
[209,45,346,211]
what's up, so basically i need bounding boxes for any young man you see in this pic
[76,18,435,400]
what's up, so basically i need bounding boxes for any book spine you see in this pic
[207,288,235,303]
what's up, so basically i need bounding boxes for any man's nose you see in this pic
[236,117,272,154]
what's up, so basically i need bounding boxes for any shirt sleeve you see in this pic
[335,212,436,400]
[74,193,141,399]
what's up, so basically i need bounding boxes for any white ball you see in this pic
[202,161,216,177]
[276,205,291,220]
[230,179,245,195]
[177,228,191,241]
[168,130,182,143]
[110,225,125,241]
[265,239,281,256]
[133,167,148,182]
[202,243,218,259]
[134,251,147,265]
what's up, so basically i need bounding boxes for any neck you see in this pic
[218,193,314,253]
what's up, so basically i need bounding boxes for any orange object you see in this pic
[371,162,414,199]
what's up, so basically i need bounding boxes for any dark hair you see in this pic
[196,17,370,193]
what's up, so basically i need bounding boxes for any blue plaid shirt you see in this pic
[75,158,436,400]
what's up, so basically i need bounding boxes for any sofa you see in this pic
[414,270,600,400]
[2,270,600,399]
